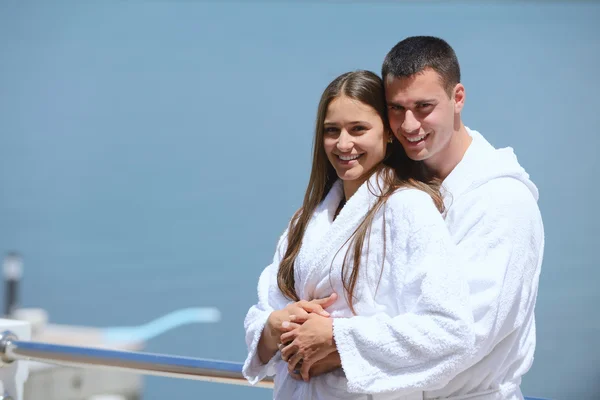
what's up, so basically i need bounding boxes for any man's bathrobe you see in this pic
[243,174,476,400]
[419,129,544,400]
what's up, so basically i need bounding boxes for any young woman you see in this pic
[243,70,475,400]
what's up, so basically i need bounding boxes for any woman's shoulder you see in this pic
[385,187,443,225]
[387,187,438,208]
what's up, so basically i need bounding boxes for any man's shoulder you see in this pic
[478,177,537,205]
[449,177,541,223]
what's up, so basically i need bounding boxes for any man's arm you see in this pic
[445,179,544,366]
[307,180,544,386]
[286,190,476,393]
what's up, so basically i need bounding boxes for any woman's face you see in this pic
[323,95,389,192]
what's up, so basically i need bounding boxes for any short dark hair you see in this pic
[382,36,461,96]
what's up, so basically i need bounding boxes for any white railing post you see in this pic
[0,319,31,400]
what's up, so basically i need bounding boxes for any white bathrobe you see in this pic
[417,128,544,400]
[243,174,476,400]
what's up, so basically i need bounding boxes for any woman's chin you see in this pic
[337,167,371,183]
[337,173,359,182]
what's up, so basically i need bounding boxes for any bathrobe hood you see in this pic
[442,128,539,210]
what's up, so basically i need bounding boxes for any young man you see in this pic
[379,35,544,399]
[288,36,544,400]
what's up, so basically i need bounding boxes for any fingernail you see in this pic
[321,311,330,317]
[282,321,290,328]
[289,315,296,321]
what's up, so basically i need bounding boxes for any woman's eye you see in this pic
[352,125,367,132]
[324,127,339,134]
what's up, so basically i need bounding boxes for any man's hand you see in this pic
[279,313,337,382]
[289,350,342,381]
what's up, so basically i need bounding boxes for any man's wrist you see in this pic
[328,318,337,352]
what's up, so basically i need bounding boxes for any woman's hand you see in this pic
[269,299,331,335]
[279,313,337,382]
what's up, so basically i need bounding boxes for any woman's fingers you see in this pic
[280,328,297,344]
[284,294,338,321]
[280,321,300,332]
[288,314,308,324]
[280,341,297,361]
[299,357,313,382]
[287,351,304,375]
[285,305,310,320]
[298,300,330,317]
[289,370,303,381]
[310,292,338,310]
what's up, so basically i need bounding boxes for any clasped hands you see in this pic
[266,293,342,382]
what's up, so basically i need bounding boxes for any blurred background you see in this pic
[0,1,598,399]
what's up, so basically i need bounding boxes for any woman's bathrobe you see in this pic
[243,175,475,400]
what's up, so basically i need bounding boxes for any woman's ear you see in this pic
[386,129,394,143]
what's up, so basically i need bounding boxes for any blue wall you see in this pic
[1,1,598,399]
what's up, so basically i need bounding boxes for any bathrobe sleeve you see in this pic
[242,228,291,384]
[446,178,544,370]
[333,189,476,394]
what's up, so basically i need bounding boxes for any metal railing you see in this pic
[0,330,273,390]
[0,329,550,400]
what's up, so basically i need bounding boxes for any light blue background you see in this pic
[1,1,598,399]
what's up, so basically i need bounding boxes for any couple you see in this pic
[243,36,544,400]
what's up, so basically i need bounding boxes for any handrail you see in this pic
[0,330,273,389]
[0,330,550,399]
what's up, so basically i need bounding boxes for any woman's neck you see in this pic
[334,197,346,220]
[342,176,367,201]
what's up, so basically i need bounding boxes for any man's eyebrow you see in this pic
[387,102,404,107]
[387,99,437,107]
[415,99,437,105]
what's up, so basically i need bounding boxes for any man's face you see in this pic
[385,68,462,168]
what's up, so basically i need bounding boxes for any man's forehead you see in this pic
[384,72,446,102]
[384,67,442,85]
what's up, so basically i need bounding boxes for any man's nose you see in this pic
[401,110,421,133]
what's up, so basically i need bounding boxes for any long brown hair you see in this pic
[277,70,444,314]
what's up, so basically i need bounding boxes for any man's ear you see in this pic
[453,83,465,114]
